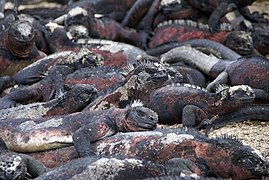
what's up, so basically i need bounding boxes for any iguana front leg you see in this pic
[206,71,229,92]
[208,2,237,30]
[72,119,117,157]
[182,105,209,127]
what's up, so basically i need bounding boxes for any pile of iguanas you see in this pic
[0,0,268,179]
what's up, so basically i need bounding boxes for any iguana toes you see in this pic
[161,46,269,98]
[0,150,47,179]
[65,7,142,47]
[0,84,97,120]
[83,60,183,111]
[148,20,254,56]
[149,83,255,126]
[45,22,149,69]
[205,104,269,135]
[0,19,46,76]
[1,103,158,154]
[35,156,200,180]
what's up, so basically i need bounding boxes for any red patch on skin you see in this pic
[90,48,128,68]
[65,76,121,91]
[148,26,228,48]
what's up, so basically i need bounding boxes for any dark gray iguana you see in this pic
[1,102,158,157]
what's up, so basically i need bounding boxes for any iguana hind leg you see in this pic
[182,105,208,127]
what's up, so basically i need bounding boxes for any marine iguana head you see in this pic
[216,84,255,106]
[225,31,254,56]
[117,100,158,132]
[65,7,93,28]
[211,135,269,179]
[0,152,26,180]
[126,56,183,90]
[7,20,36,58]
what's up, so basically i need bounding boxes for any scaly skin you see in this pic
[147,38,241,60]
[0,49,102,110]
[25,128,269,179]
[65,7,142,47]
[66,0,137,22]
[161,46,269,98]
[148,20,254,56]
[13,48,103,85]
[64,66,125,91]
[0,150,47,179]
[187,0,258,29]
[121,0,197,49]
[0,84,97,120]
[0,104,158,154]
[45,22,149,69]
[205,104,269,135]
[149,83,256,126]
[35,156,200,179]
[0,20,46,76]
[83,60,183,111]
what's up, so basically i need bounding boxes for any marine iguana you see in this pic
[25,128,269,179]
[13,48,103,85]
[65,0,137,22]
[0,150,47,180]
[0,19,46,76]
[64,7,142,47]
[148,20,254,56]
[83,59,183,111]
[34,156,200,179]
[160,46,269,98]
[149,83,256,126]
[0,102,158,154]
[121,0,198,49]
[0,84,97,120]
[0,49,102,110]
[44,22,150,69]
[146,38,242,60]
[187,0,266,29]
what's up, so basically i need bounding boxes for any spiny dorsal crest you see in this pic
[215,133,243,145]
[122,64,135,77]
[126,99,144,108]
[216,84,230,93]
[166,83,207,92]
[157,19,232,32]
[227,85,254,96]
[161,0,181,7]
